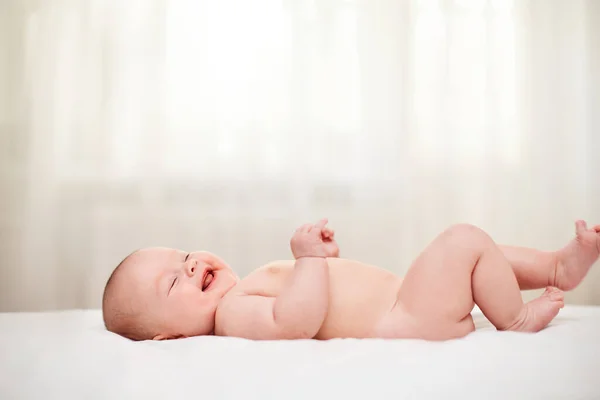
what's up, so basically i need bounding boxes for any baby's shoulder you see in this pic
[223,260,294,298]
[215,260,294,335]
[246,260,295,278]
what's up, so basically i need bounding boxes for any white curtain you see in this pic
[1,0,599,311]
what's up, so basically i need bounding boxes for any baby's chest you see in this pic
[233,263,295,297]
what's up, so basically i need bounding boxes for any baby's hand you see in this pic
[290,218,340,259]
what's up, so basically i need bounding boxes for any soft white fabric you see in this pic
[1,0,599,312]
[1,306,599,399]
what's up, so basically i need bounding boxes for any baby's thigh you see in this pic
[376,303,475,340]
[396,224,484,323]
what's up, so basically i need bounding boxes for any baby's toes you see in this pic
[543,286,564,302]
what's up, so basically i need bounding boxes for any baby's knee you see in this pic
[444,223,491,246]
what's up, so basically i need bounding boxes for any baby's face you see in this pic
[122,247,239,339]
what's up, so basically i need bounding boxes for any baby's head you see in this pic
[102,247,239,340]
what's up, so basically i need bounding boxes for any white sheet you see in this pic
[1,306,599,400]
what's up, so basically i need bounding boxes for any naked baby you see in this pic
[102,219,600,341]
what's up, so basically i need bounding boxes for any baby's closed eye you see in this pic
[169,277,178,294]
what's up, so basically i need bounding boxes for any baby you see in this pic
[102,219,600,341]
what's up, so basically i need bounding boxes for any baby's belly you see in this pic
[315,258,402,339]
[240,258,403,339]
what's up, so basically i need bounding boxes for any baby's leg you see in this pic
[499,245,558,290]
[502,221,600,291]
[396,224,564,338]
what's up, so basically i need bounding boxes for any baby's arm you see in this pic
[217,219,337,340]
[273,255,329,337]
[218,256,329,340]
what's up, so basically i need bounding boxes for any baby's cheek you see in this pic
[170,295,203,324]
[178,293,216,334]
[183,288,212,309]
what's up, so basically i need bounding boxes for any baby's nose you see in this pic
[186,260,197,277]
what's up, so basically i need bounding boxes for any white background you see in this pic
[0,0,598,311]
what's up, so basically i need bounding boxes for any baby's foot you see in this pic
[503,287,564,332]
[553,220,600,291]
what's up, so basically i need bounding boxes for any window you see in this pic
[412,0,518,165]
[46,0,520,181]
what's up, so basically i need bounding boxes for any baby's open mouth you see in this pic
[202,270,214,291]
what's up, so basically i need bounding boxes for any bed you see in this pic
[1,306,599,400]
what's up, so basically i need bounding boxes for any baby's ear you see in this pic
[153,333,184,340]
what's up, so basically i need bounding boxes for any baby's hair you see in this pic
[102,250,156,341]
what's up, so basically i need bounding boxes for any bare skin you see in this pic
[104,219,599,341]
[499,221,600,291]
[215,220,599,340]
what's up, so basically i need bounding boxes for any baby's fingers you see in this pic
[593,224,600,233]
[576,220,588,234]
[295,223,313,234]
[322,227,335,239]
[314,218,329,231]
